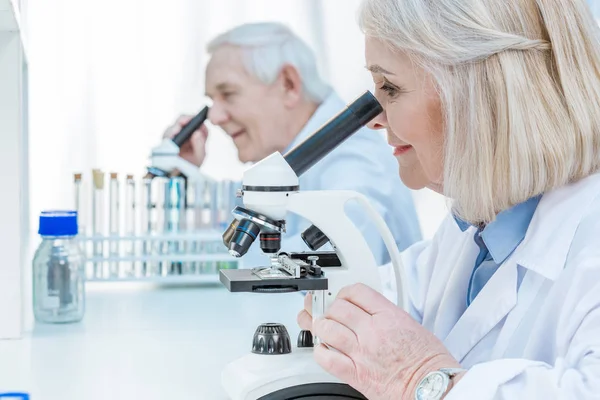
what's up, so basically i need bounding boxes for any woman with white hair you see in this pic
[298,0,600,398]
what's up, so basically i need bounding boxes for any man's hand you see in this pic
[163,115,209,167]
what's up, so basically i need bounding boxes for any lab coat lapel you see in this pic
[427,233,477,340]
[443,260,518,363]
[490,269,547,359]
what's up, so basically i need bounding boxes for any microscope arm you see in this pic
[287,190,407,310]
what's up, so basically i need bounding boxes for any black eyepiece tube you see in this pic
[172,106,210,147]
[283,91,382,177]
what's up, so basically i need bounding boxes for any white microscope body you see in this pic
[145,106,211,182]
[219,92,407,400]
[147,138,206,181]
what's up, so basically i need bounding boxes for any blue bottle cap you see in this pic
[38,211,78,236]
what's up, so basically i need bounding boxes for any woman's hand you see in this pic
[298,284,462,400]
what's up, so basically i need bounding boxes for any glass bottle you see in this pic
[33,211,85,323]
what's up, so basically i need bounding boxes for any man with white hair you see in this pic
[165,22,422,267]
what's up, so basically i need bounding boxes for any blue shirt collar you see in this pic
[454,195,541,264]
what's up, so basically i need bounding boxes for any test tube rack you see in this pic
[72,171,240,283]
[78,230,239,283]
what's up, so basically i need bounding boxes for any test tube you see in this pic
[92,169,105,279]
[152,177,169,276]
[184,180,202,274]
[73,173,91,279]
[214,180,227,271]
[196,180,213,274]
[124,174,136,276]
[206,180,220,273]
[109,172,120,278]
[165,177,186,275]
[140,177,153,277]
[215,180,227,231]
[73,173,86,235]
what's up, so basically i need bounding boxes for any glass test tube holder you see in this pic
[78,176,240,283]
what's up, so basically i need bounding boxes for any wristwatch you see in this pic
[414,368,466,400]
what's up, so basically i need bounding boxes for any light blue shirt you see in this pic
[242,92,422,267]
[454,196,541,306]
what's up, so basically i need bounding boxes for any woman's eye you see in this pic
[380,83,399,98]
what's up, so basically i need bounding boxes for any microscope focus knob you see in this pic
[252,323,292,355]
[301,225,330,251]
[297,330,314,348]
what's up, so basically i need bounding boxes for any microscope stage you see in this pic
[220,269,328,293]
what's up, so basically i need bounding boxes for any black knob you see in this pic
[301,225,329,251]
[252,323,292,355]
[297,330,314,348]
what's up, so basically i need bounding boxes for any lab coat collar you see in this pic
[513,173,600,281]
[282,90,340,154]
[454,196,541,265]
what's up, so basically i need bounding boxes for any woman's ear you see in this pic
[278,64,303,108]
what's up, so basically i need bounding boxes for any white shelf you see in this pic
[0,0,27,340]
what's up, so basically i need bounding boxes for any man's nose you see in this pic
[208,102,229,126]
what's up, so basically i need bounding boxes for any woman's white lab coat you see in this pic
[397,172,600,398]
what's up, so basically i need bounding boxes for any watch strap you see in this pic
[439,368,466,378]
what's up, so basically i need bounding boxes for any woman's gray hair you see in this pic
[207,22,332,104]
[360,0,600,224]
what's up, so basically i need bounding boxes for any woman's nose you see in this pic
[367,109,388,130]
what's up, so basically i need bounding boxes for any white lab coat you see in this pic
[389,172,600,398]
[241,92,422,267]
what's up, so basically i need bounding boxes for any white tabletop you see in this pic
[0,282,305,400]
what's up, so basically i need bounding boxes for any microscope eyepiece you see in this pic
[284,91,382,177]
[221,92,382,260]
[172,106,209,147]
[228,218,261,258]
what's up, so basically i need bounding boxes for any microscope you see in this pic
[145,106,211,181]
[219,91,407,399]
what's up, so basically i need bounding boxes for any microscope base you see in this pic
[221,348,366,400]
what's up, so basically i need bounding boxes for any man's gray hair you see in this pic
[207,22,332,103]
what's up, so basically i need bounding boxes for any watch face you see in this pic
[415,371,448,400]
